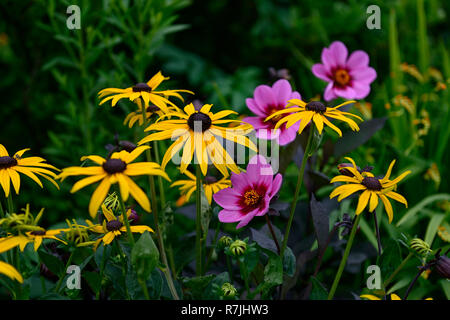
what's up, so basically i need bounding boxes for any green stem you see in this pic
[96,245,109,300]
[114,241,130,300]
[7,193,14,214]
[0,199,4,218]
[204,222,221,271]
[153,141,166,208]
[327,214,362,300]
[280,124,315,258]
[55,249,75,293]
[383,252,413,289]
[118,191,135,246]
[195,165,203,276]
[226,255,233,282]
[138,279,150,300]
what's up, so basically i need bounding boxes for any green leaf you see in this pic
[131,231,160,281]
[182,274,215,299]
[440,280,450,300]
[283,247,296,277]
[378,241,402,281]
[396,194,450,227]
[310,276,328,300]
[84,271,101,293]
[424,214,445,246]
[251,250,283,298]
[38,251,64,276]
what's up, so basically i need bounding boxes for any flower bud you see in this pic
[119,140,137,152]
[221,282,237,298]
[229,239,247,256]
[435,256,450,279]
[218,236,232,248]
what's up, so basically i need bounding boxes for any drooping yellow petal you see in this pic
[8,169,20,194]
[356,190,371,214]
[313,114,324,134]
[122,175,151,212]
[368,192,379,212]
[0,261,23,283]
[88,178,112,218]
[384,191,408,207]
[101,205,116,222]
[128,225,154,233]
[70,174,107,193]
[0,169,11,197]
[116,173,130,201]
[379,194,394,223]
[102,232,116,245]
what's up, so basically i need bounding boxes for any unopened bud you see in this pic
[435,256,450,279]
[230,240,247,256]
[221,282,237,298]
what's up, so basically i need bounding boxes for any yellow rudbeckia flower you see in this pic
[330,157,411,222]
[0,229,67,253]
[265,99,362,136]
[0,144,59,197]
[58,146,170,218]
[138,103,257,176]
[87,205,153,250]
[0,261,23,283]
[98,71,193,114]
[171,169,231,205]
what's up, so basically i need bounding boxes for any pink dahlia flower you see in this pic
[243,79,301,146]
[312,41,377,101]
[213,155,282,229]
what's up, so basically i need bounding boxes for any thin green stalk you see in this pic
[383,252,413,288]
[280,124,315,258]
[145,147,179,300]
[117,191,135,246]
[0,199,4,218]
[226,255,233,282]
[114,241,130,300]
[96,245,108,300]
[138,279,150,300]
[55,249,76,293]
[327,214,362,300]
[195,165,203,276]
[7,193,14,214]
[153,141,166,208]
[204,222,221,272]
[372,210,382,256]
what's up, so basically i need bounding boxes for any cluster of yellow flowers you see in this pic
[0,71,414,300]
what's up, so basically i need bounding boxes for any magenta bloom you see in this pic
[213,155,282,229]
[312,41,377,101]
[243,79,301,146]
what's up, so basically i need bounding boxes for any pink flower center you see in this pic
[333,69,350,87]
[243,189,261,206]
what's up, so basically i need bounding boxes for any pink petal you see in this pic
[256,127,277,140]
[312,64,332,82]
[346,50,370,70]
[272,79,292,107]
[324,82,337,101]
[246,98,266,117]
[242,116,269,130]
[230,172,250,194]
[269,173,283,197]
[277,124,299,146]
[236,208,260,228]
[290,91,302,100]
[254,85,276,108]
[329,41,348,67]
[333,86,357,100]
[213,188,241,210]
[218,209,246,223]
[254,196,271,217]
[351,82,371,99]
[321,47,336,70]
[350,67,377,84]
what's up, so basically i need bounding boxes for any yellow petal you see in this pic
[88,178,112,218]
[355,190,371,214]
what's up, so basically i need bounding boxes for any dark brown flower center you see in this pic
[106,220,123,231]
[305,101,327,114]
[146,105,160,113]
[30,230,46,236]
[187,112,212,132]
[0,156,17,169]
[102,159,127,174]
[204,176,218,184]
[132,82,152,92]
[118,140,136,153]
[243,189,261,206]
[362,177,382,191]
[334,69,350,86]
